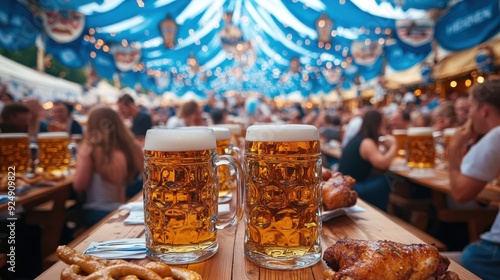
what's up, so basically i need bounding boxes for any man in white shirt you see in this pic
[448,78,500,280]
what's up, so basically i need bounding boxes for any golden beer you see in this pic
[214,123,243,149]
[0,133,30,173]
[143,128,243,264]
[406,127,435,168]
[244,124,322,270]
[37,132,70,175]
[443,128,456,162]
[392,129,407,157]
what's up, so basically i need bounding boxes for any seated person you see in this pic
[431,102,457,132]
[73,106,143,227]
[0,102,30,133]
[320,115,342,143]
[338,110,397,211]
[448,78,500,280]
[47,100,83,135]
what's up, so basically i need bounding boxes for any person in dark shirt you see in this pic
[338,110,397,210]
[116,93,152,146]
[116,93,151,198]
[47,100,83,135]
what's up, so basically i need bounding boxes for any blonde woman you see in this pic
[74,106,143,226]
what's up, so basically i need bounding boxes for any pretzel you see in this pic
[56,245,202,280]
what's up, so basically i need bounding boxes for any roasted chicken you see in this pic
[323,238,460,280]
[322,172,358,210]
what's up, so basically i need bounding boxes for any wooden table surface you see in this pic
[1,174,72,258]
[389,162,500,206]
[0,174,73,212]
[37,198,479,280]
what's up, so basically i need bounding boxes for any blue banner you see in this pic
[435,0,500,51]
[0,0,41,50]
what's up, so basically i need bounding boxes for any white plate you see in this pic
[322,205,365,222]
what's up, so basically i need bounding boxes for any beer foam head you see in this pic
[179,126,231,140]
[392,129,407,135]
[208,127,230,140]
[407,127,433,136]
[38,132,70,139]
[444,128,456,136]
[213,124,242,135]
[245,124,319,142]
[145,128,216,151]
[0,133,29,139]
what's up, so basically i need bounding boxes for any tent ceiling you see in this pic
[0,0,499,99]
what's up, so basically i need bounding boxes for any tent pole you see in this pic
[36,37,45,72]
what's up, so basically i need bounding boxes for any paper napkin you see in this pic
[84,238,146,259]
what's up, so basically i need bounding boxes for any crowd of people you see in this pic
[0,77,499,279]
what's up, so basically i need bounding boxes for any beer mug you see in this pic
[37,132,70,175]
[406,127,435,168]
[244,124,322,269]
[392,129,407,157]
[442,128,456,163]
[213,123,243,149]
[0,133,30,173]
[143,128,244,264]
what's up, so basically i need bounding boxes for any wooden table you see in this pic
[37,198,479,279]
[388,162,500,242]
[388,162,500,206]
[0,174,72,258]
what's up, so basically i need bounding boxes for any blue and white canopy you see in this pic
[1,0,498,98]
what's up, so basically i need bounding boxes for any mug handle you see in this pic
[214,154,244,230]
[227,144,242,164]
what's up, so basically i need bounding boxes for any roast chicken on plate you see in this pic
[322,171,358,211]
[323,238,460,280]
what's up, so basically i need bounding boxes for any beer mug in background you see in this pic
[0,133,30,173]
[244,124,322,269]
[406,127,435,168]
[392,129,407,157]
[210,127,241,203]
[213,123,243,149]
[143,128,244,264]
[37,132,70,175]
[442,128,456,163]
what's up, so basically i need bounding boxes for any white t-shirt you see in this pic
[461,125,500,243]
[342,116,362,148]
[165,116,186,128]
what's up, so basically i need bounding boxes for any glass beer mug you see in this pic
[37,132,71,175]
[406,127,435,169]
[392,129,407,158]
[0,133,30,173]
[442,128,456,163]
[244,124,322,269]
[143,128,244,264]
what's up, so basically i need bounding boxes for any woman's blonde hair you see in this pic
[84,106,140,181]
